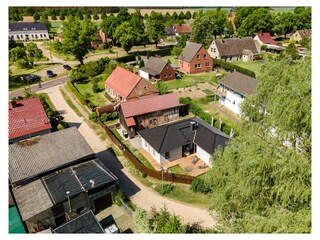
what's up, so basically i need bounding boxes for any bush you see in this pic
[100,111,118,122]
[57,124,65,130]
[89,112,98,122]
[67,80,87,104]
[142,172,147,178]
[115,54,136,63]
[114,189,126,206]
[190,178,211,194]
[179,97,192,104]
[139,60,145,68]
[155,184,174,195]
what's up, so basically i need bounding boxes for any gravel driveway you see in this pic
[38,85,217,229]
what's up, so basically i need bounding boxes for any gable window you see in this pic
[204,54,207,59]
[165,152,170,159]
[205,62,210,67]
[164,74,167,78]
[211,48,213,52]
[214,48,216,53]
[197,54,200,59]
[169,73,172,77]
[195,63,201,69]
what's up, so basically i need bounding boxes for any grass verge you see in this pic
[59,87,83,117]
[168,165,188,175]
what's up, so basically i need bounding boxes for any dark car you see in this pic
[63,64,72,70]
[24,74,39,83]
[47,70,55,78]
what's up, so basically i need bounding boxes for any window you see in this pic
[211,48,213,52]
[214,48,216,53]
[165,152,170,159]
[40,34,43,38]
[152,148,156,155]
[195,63,201,69]
[17,35,20,39]
[169,73,172,77]
[145,140,148,147]
[204,54,207,59]
[206,62,210,67]
[20,35,23,38]
[164,74,167,78]
[149,119,153,124]
[197,54,200,59]
[44,34,46,38]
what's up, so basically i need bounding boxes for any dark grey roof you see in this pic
[9,127,95,185]
[219,71,257,96]
[213,37,258,56]
[164,26,175,36]
[12,179,53,221]
[9,22,48,32]
[140,57,170,75]
[138,117,229,154]
[43,159,117,204]
[178,42,203,62]
[53,211,105,233]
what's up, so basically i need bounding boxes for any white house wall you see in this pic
[208,41,220,59]
[9,30,49,41]
[196,145,212,167]
[220,89,244,115]
[141,137,161,164]
[139,70,150,80]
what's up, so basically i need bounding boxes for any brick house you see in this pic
[9,98,52,144]
[139,57,176,81]
[174,23,191,36]
[105,66,159,102]
[119,93,180,138]
[208,37,259,62]
[178,42,213,74]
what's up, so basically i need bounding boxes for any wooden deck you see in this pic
[138,148,208,177]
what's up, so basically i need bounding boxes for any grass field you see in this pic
[74,81,106,106]
[232,61,263,76]
[168,165,188,175]
[164,72,216,90]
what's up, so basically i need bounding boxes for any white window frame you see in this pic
[195,63,201,69]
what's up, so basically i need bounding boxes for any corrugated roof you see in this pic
[53,211,105,233]
[213,37,258,56]
[9,127,95,185]
[174,24,191,34]
[9,22,48,32]
[43,159,117,204]
[178,42,203,62]
[256,33,277,45]
[218,71,257,96]
[120,93,180,118]
[12,179,53,221]
[138,117,229,154]
[140,57,168,75]
[9,98,52,141]
[105,66,142,98]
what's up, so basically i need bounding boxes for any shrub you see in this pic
[179,97,192,104]
[139,60,145,68]
[142,172,147,178]
[89,112,98,122]
[155,184,174,195]
[190,178,211,194]
[57,124,65,130]
[114,189,126,206]
[92,80,100,93]
[67,80,87,104]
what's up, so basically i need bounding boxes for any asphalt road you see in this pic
[9,76,69,99]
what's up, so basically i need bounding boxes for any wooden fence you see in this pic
[98,120,195,185]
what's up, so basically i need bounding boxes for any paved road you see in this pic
[9,76,69,99]
[38,85,217,229]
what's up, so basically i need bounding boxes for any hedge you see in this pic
[114,54,136,63]
[66,80,87,105]
[213,58,256,78]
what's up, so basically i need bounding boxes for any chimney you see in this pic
[9,100,17,110]
[190,121,198,131]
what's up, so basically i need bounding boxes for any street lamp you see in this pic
[160,166,168,191]
[66,191,71,212]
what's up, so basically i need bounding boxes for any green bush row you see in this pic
[66,80,87,105]
[213,58,256,78]
[155,184,174,195]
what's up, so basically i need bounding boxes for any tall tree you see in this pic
[100,14,119,40]
[130,10,145,44]
[61,16,97,64]
[33,12,40,21]
[114,22,137,53]
[205,58,311,233]
[145,12,165,46]
[26,42,43,64]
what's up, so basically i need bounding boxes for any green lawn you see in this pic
[163,72,216,90]
[168,165,188,175]
[232,61,263,76]
[161,55,178,65]
[10,64,57,76]
[74,81,106,106]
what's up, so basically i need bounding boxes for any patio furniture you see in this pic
[192,156,199,164]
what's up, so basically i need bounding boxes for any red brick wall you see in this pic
[127,79,159,101]
[159,63,176,81]
[179,47,213,74]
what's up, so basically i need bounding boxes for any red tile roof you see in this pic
[175,24,191,34]
[120,93,180,118]
[9,98,52,140]
[125,117,136,127]
[105,66,142,98]
[256,33,277,45]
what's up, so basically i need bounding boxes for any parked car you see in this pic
[47,70,55,78]
[63,64,72,70]
[24,74,40,83]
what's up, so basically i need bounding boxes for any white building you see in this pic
[9,22,49,41]
[138,117,229,167]
[218,71,257,116]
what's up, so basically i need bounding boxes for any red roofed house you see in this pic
[174,24,191,36]
[90,29,113,49]
[9,98,52,144]
[178,42,213,74]
[119,93,180,138]
[254,32,278,46]
[105,66,159,103]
